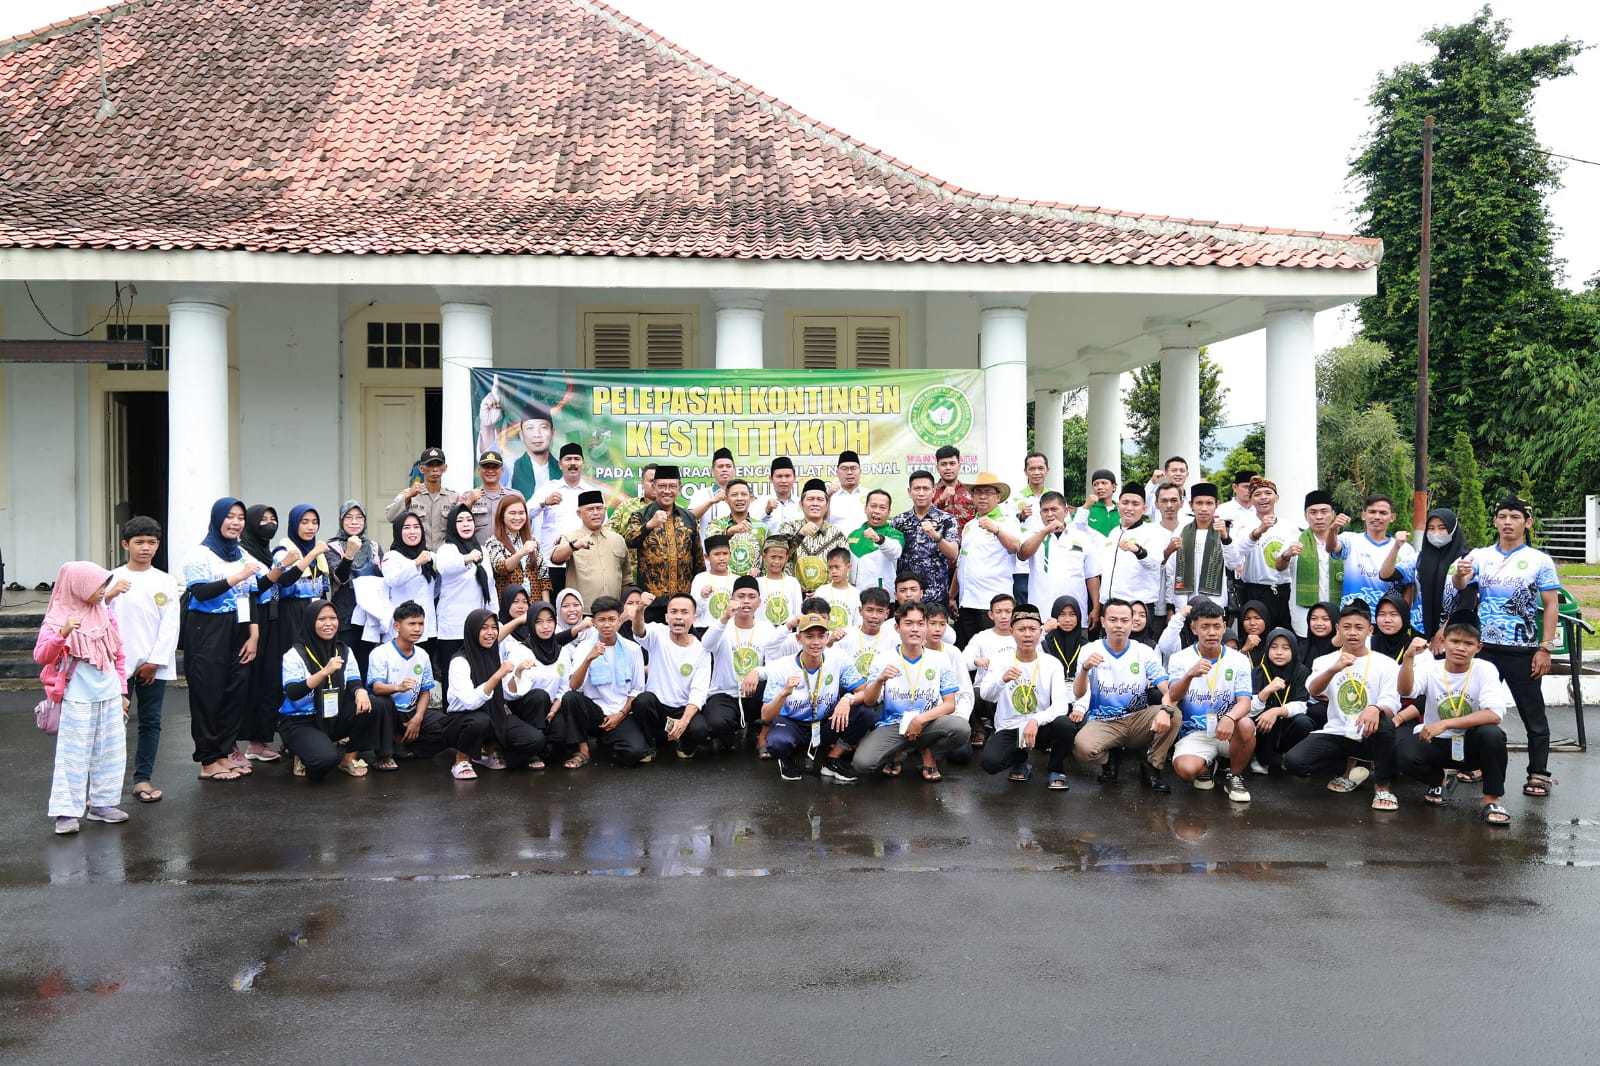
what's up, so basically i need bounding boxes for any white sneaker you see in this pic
[54,816,80,835]
[1248,758,1270,776]
[1224,772,1252,803]
[86,806,130,823]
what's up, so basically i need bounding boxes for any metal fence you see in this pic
[1543,515,1588,562]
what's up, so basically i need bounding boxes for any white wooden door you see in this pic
[364,388,425,509]
[104,393,132,566]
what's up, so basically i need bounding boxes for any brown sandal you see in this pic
[563,750,591,770]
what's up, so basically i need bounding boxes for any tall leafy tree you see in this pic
[1350,7,1585,449]
[1123,347,1228,477]
[1449,429,1490,545]
[1315,339,1413,516]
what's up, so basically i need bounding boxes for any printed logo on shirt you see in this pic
[855,651,878,676]
[798,556,826,589]
[731,543,753,571]
[1337,679,1367,714]
[1129,662,1142,676]
[1223,668,1234,681]
[1516,559,1529,570]
[923,667,936,681]
[153,592,169,607]
[678,661,693,677]
[824,673,834,685]
[765,596,789,625]
[413,663,425,676]
[709,591,730,619]
[732,646,760,676]
[828,603,849,632]
[1438,693,1471,719]
[1011,683,1038,715]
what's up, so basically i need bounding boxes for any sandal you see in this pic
[757,746,773,760]
[472,752,507,771]
[1371,789,1399,811]
[920,765,943,783]
[133,782,163,803]
[450,760,478,780]
[563,750,591,770]
[881,757,904,778]
[1455,769,1482,785]
[1481,802,1511,826]
[970,728,988,750]
[1523,773,1555,797]
[1008,762,1032,783]
[1047,772,1070,791]
[1424,785,1447,806]
[292,757,306,778]
[198,768,242,782]
[372,758,400,772]
[337,760,368,778]
[527,759,546,771]
[1327,765,1371,793]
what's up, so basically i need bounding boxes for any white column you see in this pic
[166,301,232,556]
[1264,304,1317,510]
[440,301,494,492]
[979,300,1029,478]
[713,290,765,370]
[1032,388,1064,490]
[1086,371,1124,494]
[1157,345,1200,471]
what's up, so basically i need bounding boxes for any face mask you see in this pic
[259,522,278,540]
[1426,531,1453,548]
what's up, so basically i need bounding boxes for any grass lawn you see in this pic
[1558,562,1600,626]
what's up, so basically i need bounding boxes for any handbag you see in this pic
[34,653,78,735]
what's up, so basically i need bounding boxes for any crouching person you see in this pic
[977,602,1077,791]
[363,600,447,768]
[760,611,872,782]
[626,592,714,760]
[279,599,378,780]
[1394,615,1512,826]
[1071,599,1175,793]
[1164,598,1256,802]
[443,609,550,779]
[852,601,969,783]
[550,596,650,769]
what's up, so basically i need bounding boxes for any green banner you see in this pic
[470,369,986,501]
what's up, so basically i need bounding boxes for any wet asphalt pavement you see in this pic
[3,691,1598,1064]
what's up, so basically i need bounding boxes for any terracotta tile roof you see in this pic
[0,0,1380,268]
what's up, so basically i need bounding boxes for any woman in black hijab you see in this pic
[1044,595,1088,675]
[1411,507,1471,646]
[1370,591,1417,662]
[441,609,548,779]
[1299,601,1337,669]
[276,599,378,781]
[241,504,304,764]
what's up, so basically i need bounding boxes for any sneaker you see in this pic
[820,757,859,784]
[53,816,80,835]
[85,806,130,824]
[777,757,804,782]
[1194,761,1215,790]
[1248,757,1270,776]
[1224,772,1252,803]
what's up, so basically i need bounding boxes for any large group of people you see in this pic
[37,440,1564,836]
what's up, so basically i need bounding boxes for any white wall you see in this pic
[923,293,978,370]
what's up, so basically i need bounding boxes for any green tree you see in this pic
[1123,347,1228,477]
[1025,392,1091,497]
[1449,429,1490,545]
[1350,8,1585,452]
[1315,339,1413,516]
[1216,443,1261,491]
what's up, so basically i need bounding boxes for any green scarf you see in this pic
[848,522,905,558]
[1176,522,1226,596]
[1295,527,1343,607]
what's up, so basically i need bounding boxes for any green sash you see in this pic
[1176,523,1225,596]
[847,522,905,558]
[1295,528,1343,607]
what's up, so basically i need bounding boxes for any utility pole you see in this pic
[1414,115,1434,532]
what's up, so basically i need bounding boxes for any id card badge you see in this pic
[1450,730,1466,762]
[898,712,917,736]
[235,594,251,623]
[321,691,340,719]
[1204,713,1217,738]
[1017,728,1032,750]
[810,720,822,747]
[1345,718,1364,740]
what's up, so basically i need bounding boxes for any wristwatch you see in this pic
[1540,638,1558,651]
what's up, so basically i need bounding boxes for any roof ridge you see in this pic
[0,0,156,55]
[571,0,1379,260]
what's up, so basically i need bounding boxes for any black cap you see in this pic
[521,401,553,426]
[733,575,760,594]
[713,447,734,462]
[838,450,860,465]
[1189,482,1218,501]
[770,456,794,473]
[1091,468,1115,484]
[1339,600,1372,622]
[1233,469,1258,484]
[654,465,681,480]
[1495,496,1532,517]
[802,478,828,496]
[704,534,731,552]
[577,490,604,508]
[558,442,583,459]
[1304,489,1334,510]
[477,450,504,467]
[418,447,446,465]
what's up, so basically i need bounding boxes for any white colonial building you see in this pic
[0,0,1378,583]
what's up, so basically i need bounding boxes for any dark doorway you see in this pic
[425,386,442,448]
[107,392,170,572]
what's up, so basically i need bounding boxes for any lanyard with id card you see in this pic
[304,650,341,718]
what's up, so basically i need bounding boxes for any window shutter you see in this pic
[584,310,695,369]
[586,313,636,369]
[851,318,896,368]
[798,318,844,369]
[643,316,688,368]
[790,313,904,368]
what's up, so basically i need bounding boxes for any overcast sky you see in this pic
[6,0,1596,426]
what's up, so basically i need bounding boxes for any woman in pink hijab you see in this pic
[35,561,131,835]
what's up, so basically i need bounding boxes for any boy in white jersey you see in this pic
[978,603,1077,790]
[700,576,785,749]
[1450,496,1560,798]
[626,592,714,759]
[758,612,872,783]
[963,593,1017,749]
[365,600,448,765]
[1325,493,1415,612]
[1394,614,1512,825]
[756,537,803,629]
[1164,598,1256,802]
[109,516,181,804]
[549,596,650,768]
[1287,600,1402,810]
[834,587,902,672]
[818,547,862,635]
[1018,492,1102,622]
[1071,599,1175,792]
[850,601,968,782]
[689,535,737,632]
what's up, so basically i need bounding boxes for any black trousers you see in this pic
[698,693,747,744]
[980,718,1081,775]
[428,639,463,704]
[492,691,552,767]
[244,614,284,744]
[1479,644,1548,777]
[1234,581,1292,633]
[1394,724,1509,797]
[1283,716,1396,784]
[957,607,990,649]
[184,610,251,764]
[1254,711,1316,771]
[369,693,448,760]
[632,692,712,754]
[278,698,380,781]
[550,690,652,765]
[440,709,494,762]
